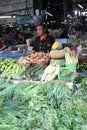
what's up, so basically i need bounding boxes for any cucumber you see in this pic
[22,64,45,79]
[30,65,43,75]
[24,64,40,75]
[35,68,44,76]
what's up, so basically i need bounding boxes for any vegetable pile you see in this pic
[22,64,46,80]
[17,56,31,68]
[0,76,87,130]
[77,61,87,72]
[17,51,50,67]
[41,61,61,81]
[64,48,78,64]
[0,57,49,81]
[0,58,25,81]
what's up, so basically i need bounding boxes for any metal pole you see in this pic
[25,0,31,15]
[25,0,28,14]
[39,0,42,15]
[63,0,67,20]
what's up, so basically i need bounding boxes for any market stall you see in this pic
[0,36,87,130]
[0,39,87,80]
[0,0,87,129]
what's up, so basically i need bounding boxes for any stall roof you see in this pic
[0,0,33,15]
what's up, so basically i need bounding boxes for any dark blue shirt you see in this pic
[4,38,16,48]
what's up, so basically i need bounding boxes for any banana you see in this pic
[0,58,25,80]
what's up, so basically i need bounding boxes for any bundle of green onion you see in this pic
[64,48,78,64]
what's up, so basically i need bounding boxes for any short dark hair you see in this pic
[35,23,49,34]
[5,31,10,35]
[36,23,46,30]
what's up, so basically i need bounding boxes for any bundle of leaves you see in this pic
[0,77,87,129]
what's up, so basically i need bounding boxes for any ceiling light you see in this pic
[46,12,53,17]
[78,4,83,9]
[0,16,12,18]
[0,16,16,19]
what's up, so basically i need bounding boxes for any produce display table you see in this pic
[0,51,24,59]
[55,38,69,44]
[78,53,87,62]
[0,50,32,59]
[0,49,87,129]
[56,38,87,60]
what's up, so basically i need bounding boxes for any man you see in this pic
[33,24,55,53]
[4,32,16,48]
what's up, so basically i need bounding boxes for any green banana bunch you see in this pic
[0,58,25,81]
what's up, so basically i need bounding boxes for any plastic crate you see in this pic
[58,66,76,81]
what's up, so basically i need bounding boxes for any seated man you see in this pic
[16,32,26,45]
[4,32,16,48]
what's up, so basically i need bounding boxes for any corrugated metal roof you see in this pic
[0,0,33,15]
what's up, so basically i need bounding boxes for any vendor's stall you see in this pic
[0,0,87,128]
[0,39,87,130]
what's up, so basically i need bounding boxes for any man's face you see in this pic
[36,26,45,36]
[6,34,11,40]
